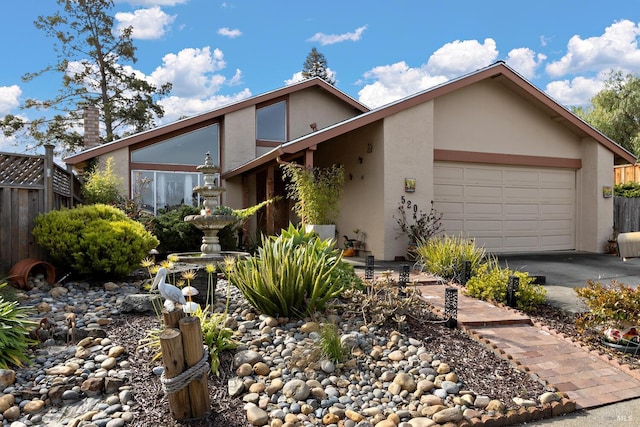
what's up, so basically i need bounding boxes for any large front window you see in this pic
[132,170,204,215]
[131,124,219,166]
[130,124,219,214]
[256,101,286,142]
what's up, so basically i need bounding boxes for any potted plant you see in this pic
[281,162,344,241]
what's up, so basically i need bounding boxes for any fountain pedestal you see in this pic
[170,152,248,265]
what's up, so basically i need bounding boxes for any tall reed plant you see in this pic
[415,234,486,282]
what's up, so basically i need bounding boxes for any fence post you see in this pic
[179,316,211,418]
[44,143,55,212]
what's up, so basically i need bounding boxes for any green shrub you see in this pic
[229,224,352,318]
[575,280,640,332]
[198,306,238,376]
[464,258,546,311]
[615,182,640,198]
[82,157,124,205]
[33,204,159,277]
[415,234,486,282]
[0,281,37,368]
[150,205,203,254]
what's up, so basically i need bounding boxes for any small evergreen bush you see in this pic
[33,204,159,277]
[0,281,37,368]
[465,258,546,311]
[229,224,354,318]
[150,205,203,254]
[415,234,486,282]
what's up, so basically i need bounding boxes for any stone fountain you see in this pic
[170,152,246,265]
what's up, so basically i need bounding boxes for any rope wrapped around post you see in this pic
[160,346,210,394]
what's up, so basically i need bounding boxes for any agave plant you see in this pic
[229,224,351,318]
[0,281,37,369]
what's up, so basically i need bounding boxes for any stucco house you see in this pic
[65,61,636,260]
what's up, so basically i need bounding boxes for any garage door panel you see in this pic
[541,204,573,216]
[503,170,540,186]
[434,163,575,252]
[504,220,539,233]
[503,187,539,200]
[465,168,503,184]
[465,220,503,232]
[541,219,573,232]
[435,184,464,199]
[464,186,502,199]
[435,165,465,183]
[465,202,503,215]
[504,204,539,216]
[540,171,574,187]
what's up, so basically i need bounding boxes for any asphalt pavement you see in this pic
[496,251,640,313]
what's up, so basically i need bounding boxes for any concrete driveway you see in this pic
[496,251,640,313]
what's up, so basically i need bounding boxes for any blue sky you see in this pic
[1,0,640,153]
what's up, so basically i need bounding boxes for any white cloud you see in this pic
[357,62,448,108]
[425,38,499,77]
[0,85,21,115]
[150,47,227,98]
[285,71,304,86]
[158,89,252,122]
[357,38,498,108]
[307,25,367,46]
[544,75,605,107]
[116,0,188,5]
[505,48,546,79]
[115,7,176,40]
[546,20,640,77]
[218,27,242,38]
[228,69,243,86]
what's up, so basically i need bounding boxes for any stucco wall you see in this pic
[382,101,435,260]
[577,139,614,252]
[314,122,385,256]
[97,147,129,197]
[434,80,582,158]
[223,107,256,171]
[289,88,361,140]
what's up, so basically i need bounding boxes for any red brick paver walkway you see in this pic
[414,282,640,409]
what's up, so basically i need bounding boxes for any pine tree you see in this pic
[301,47,335,85]
[0,0,171,154]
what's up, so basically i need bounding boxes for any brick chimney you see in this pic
[83,106,100,149]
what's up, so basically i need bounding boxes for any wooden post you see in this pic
[43,143,54,213]
[179,316,211,418]
[159,328,191,420]
[163,309,184,329]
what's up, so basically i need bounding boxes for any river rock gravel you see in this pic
[0,271,559,427]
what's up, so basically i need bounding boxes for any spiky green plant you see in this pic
[0,281,37,368]
[229,224,351,318]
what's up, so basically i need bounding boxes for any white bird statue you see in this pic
[152,267,186,312]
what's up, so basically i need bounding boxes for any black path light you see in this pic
[445,287,458,328]
[365,255,375,280]
[507,275,519,308]
[461,260,472,285]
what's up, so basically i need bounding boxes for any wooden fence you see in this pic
[614,164,640,185]
[0,144,82,274]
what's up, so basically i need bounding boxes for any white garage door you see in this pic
[433,162,575,253]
